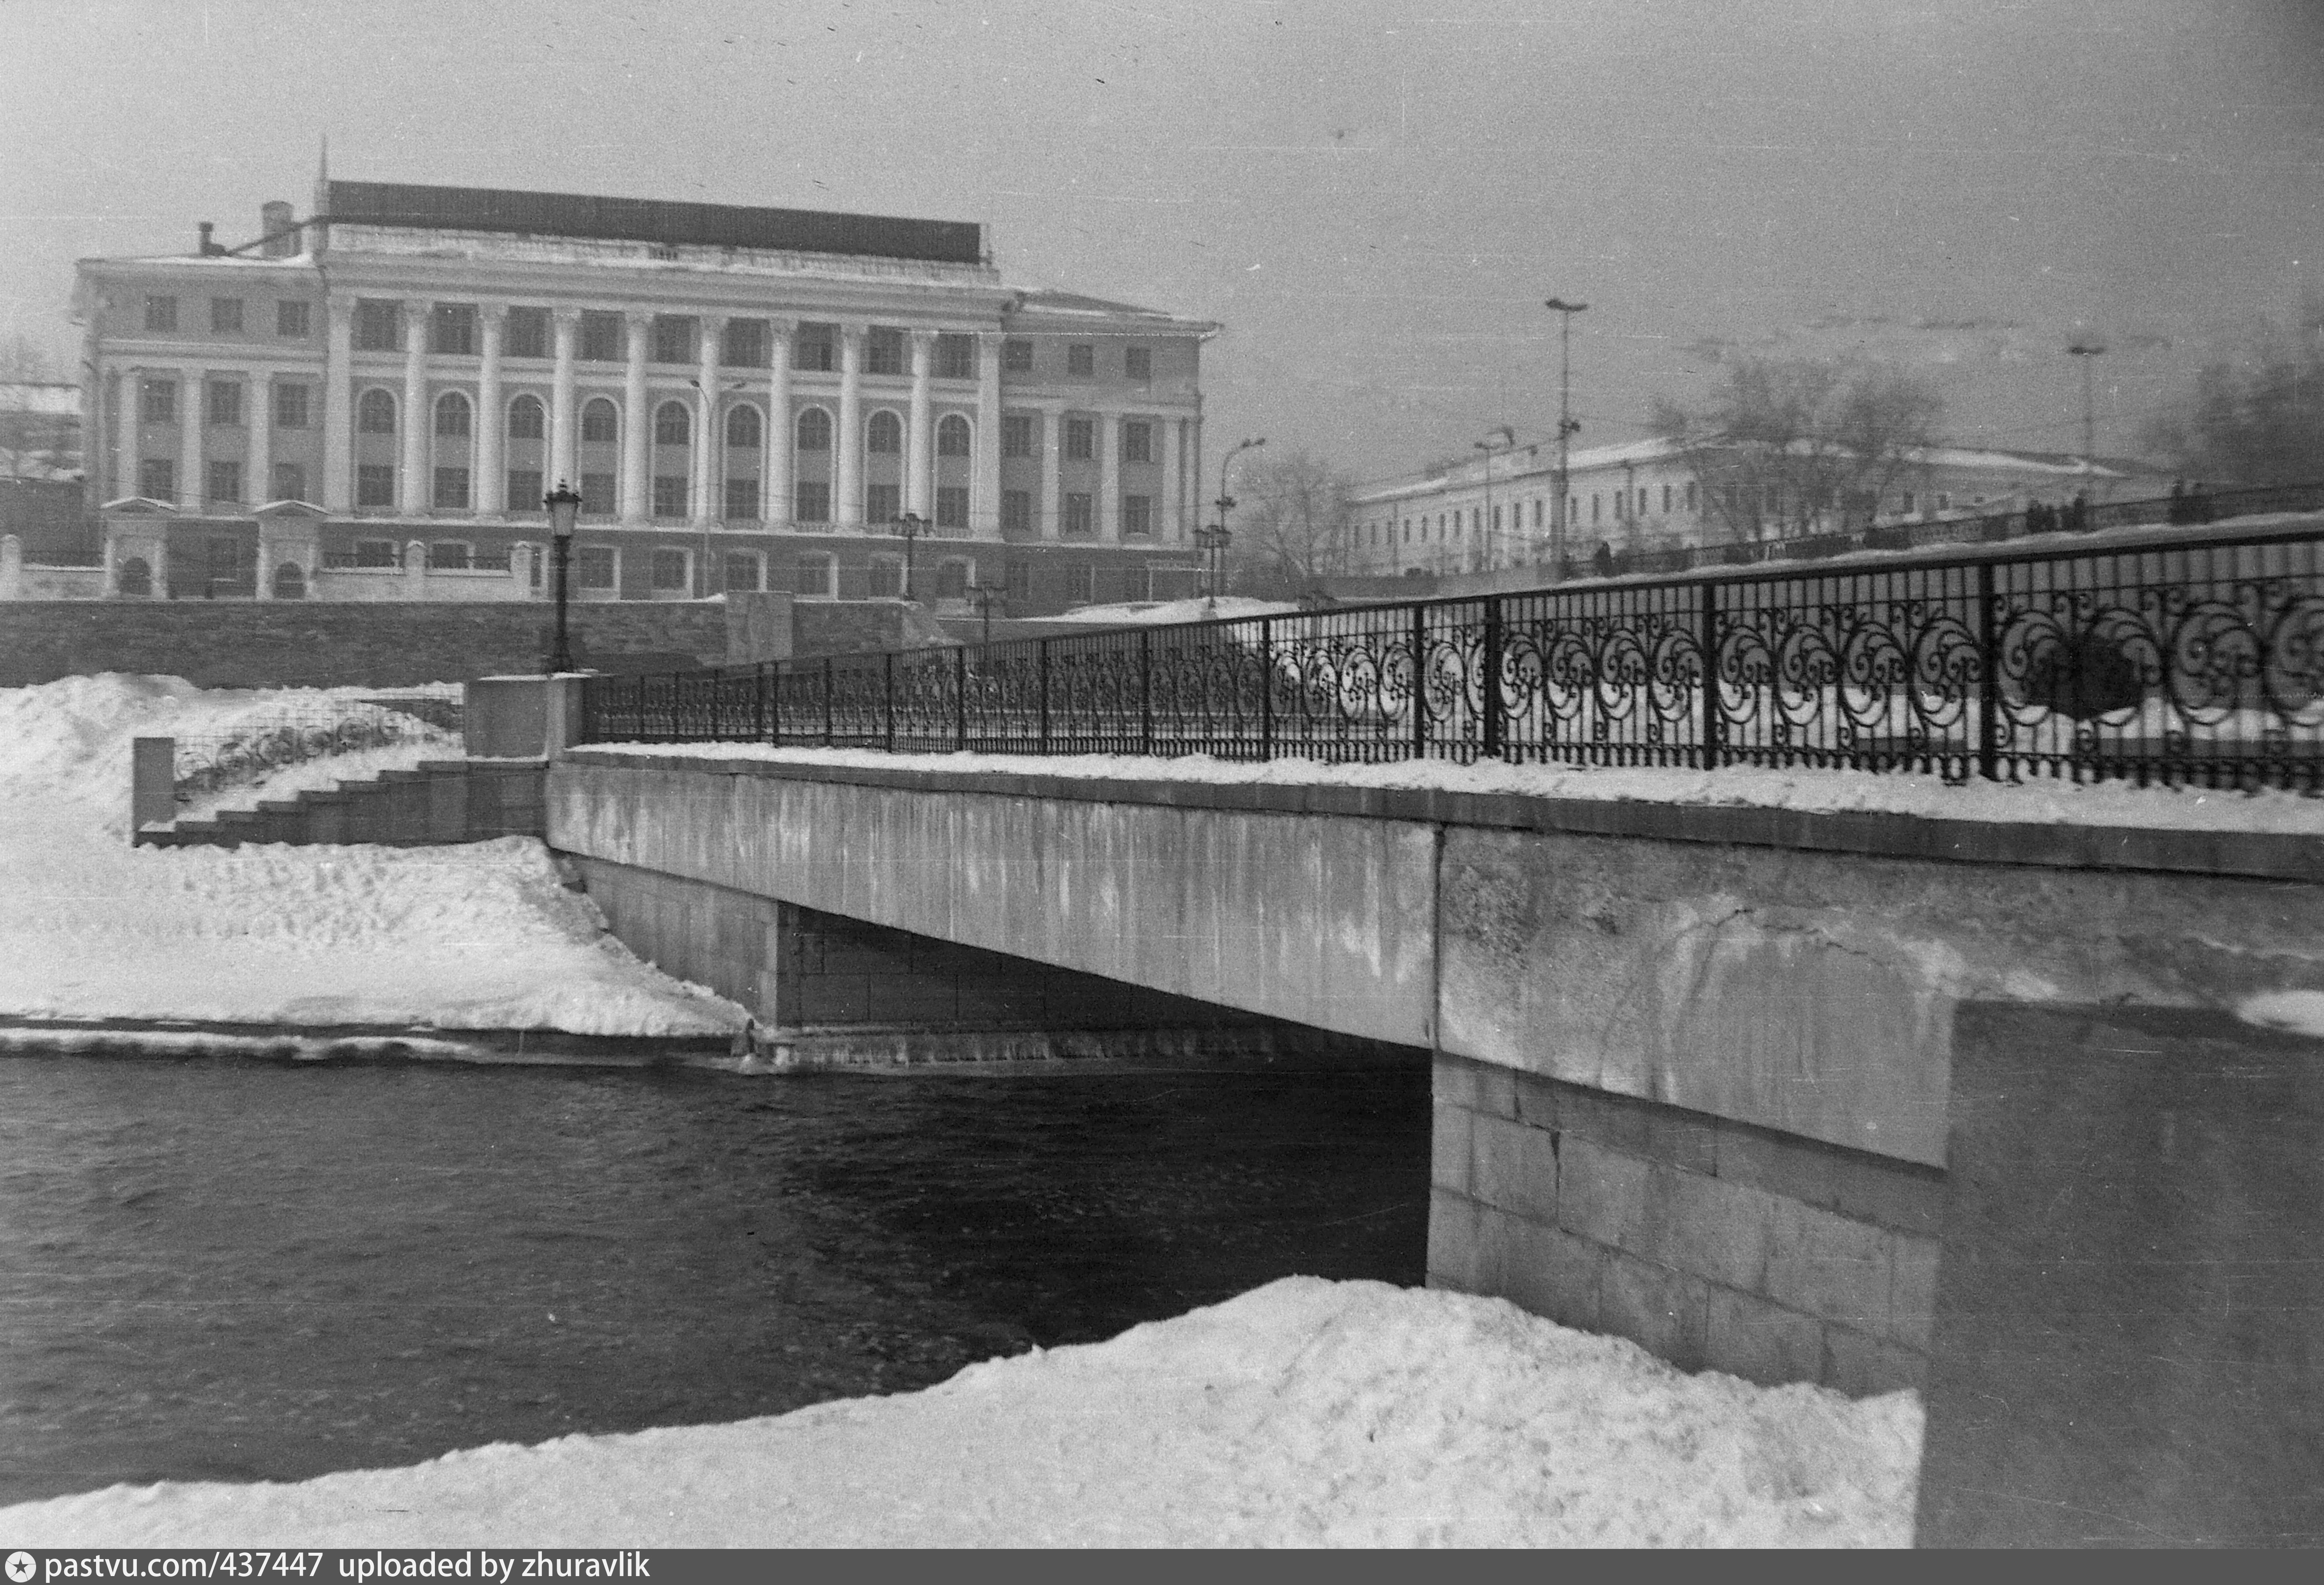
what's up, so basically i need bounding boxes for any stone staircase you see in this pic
[137,758,547,850]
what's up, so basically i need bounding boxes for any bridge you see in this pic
[505,514,2324,1547]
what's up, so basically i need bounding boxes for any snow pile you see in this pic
[1049,595,1303,626]
[171,739,447,823]
[581,742,2324,836]
[0,675,744,1037]
[1,1278,1921,1548]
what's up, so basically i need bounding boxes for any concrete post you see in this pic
[131,736,176,833]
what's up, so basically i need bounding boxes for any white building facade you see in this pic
[72,180,1216,614]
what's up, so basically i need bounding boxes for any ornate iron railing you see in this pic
[172,694,464,803]
[578,519,2324,790]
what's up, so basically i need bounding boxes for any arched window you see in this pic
[581,397,619,444]
[655,401,691,447]
[507,395,545,440]
[434,391,471,438]
[867,411,902,454]
[358,389,396,434]
[936,414,970,457]
[272,561,307,599]
[725,405,762,450]
[797,408,831,452]
[116,557,152,597]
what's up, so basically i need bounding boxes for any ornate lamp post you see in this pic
[969,577,1009,644]
[891,511,928,600]
[1544,297,1588,572]
[544,480,582,673]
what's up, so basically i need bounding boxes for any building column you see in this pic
[1097,412,1120,542]
[1161,414,1182,542]
[694,314,724,525]
[1038,403,1063,541]
[1188,414,1205,532]
[324,300,355,511]
[837,324,864,527]
[973,331,1003,537]
[620,310,651,524]
[246,371,272,505]
[111,367,135,503]
[178,365,204,511]
[399,300,432,516]
[905,330,934,519]
[764,320,793,526]
[549,308,580,490]
[476,304,506,515]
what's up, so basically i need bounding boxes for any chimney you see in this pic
[197,221,216,256]
[260,200,296,258]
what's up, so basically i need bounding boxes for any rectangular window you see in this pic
[1066,563,1093,603]
[206,380,243,427]
[206,460,242,504]
[433,467,471,510]
[866,327,905,376]
[867,558,903,598]
[139,458,176,500]
[1121,494,1152,536]
[355,300,401,352]
[273,384,309,429]
[430,304,477,356]
[210,297,244,333]
[724,478,759,520]
[508,469,543,512]
[723,552,762,594]
[1591,493,1601,524]
[1006,558,1031,595]
[722,318,766,368]
[1065,418,1093,460]
[936,333,975,380]
[1002,414,1035,457]
[1661,483,1672,513]
[795,553,834,597]
[936,485,968,529]
[1066,344,1094,377]
[581,471,616,517]
[652,475,688,518]
[1002,338,1034,373]
[866,482,900,523]
[1063,493,1093,536]
[651,549,690,591]
[652,315,694,365]
[577,546,617,589]
[504,307,549,359]
[271,462,307,503]
[354,540,398,569]
[1001,489,1033,535]
[141,379,177,423]
[144,295,178,332]
[579,311,623,362]
[795,480,830,522]
[1125,346,1151,381]
[1686,482,1698,512]
[1120,420,1152,464]
[428,541,471,570]
[356,463,395,509]
[276,300,311,338]
[794,324,836,372]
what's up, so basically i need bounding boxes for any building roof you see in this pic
[323,180,984,267]
[1009,287,1219,334]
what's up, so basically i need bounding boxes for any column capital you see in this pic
[327,297,356,327]
[766,317,797,341]
[839,322,868,344]
[552,305,585,329]
[908,328,939,353]
[699,312,728,333]
[401,298,435,322]
[623,307,657,329]
[479,302,510,325]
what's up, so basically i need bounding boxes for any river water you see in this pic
[0,1050,1428,1506]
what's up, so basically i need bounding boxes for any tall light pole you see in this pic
[1545,298,1588,574]
[544,481,581,673]
[2067,340,2107,489]
[891,511,928,600]
[1206,436,1266,607]
[1473,424,1515,571]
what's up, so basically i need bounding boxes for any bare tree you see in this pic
[1653,358,1943,541]
[0,334,75,481]
[2142,296,2324,486]
[1226,450,1354,595]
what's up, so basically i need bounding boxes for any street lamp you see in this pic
[968,577,1009,644]
[1544,297,1588,573]
[890,511,928,600]
[2067,340,2107,488]
[1205,436,1266,608]
[544,480,582,673]
[1474,424,1515,571]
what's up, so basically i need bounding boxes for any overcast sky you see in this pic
[4,0,2319,487]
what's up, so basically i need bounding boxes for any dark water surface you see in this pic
[0,1051,1428,1505]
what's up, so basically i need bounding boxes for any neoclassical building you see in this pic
[71,178,1217,614]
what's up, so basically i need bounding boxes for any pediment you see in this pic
[101,495,178,515]
[253,499,330,521]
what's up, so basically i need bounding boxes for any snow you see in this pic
[577,741,2324,836]
[2236,989,2324,1038]
[0,674,745,1037]
[0,1277,1921,1548]
[1048,594,1304,625]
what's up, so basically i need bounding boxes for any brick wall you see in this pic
[1429,1050,1941,1396]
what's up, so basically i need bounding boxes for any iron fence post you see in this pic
[1699,582,1720,770]
[1977,560,2000,781]
[885,652,896,753]
[1261,619,1275,760]
[707,670,719,742]
[1412,605,1429,757]
[1481,597,1503,760]
[955,645,967,750]
[1140,629,1153,755]
[823,656,834,747]
[1039,639,1051,754]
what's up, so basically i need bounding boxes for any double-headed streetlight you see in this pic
[2067,340,2107,487]
[1544,297,1588,572]
[890,511,928,600]
[1474,424,1516,571]
[1201,436,1266,605]
[544,480,583,673]
[968,577,1009,643]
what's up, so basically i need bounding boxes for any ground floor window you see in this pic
[651,548,690,591]
[795,552,834,597]
[577,546,617,589]
[935,559,970,600]
[272,561,306,598]
[427,541,471,570]
[723,551,762,593]
[724,478,759,521]
[354,539,398,568]
[1065,563,1093,603]
[867,557,903,597]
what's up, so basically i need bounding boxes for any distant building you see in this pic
[67,177,1216,611]
[1347,436,2171,578]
